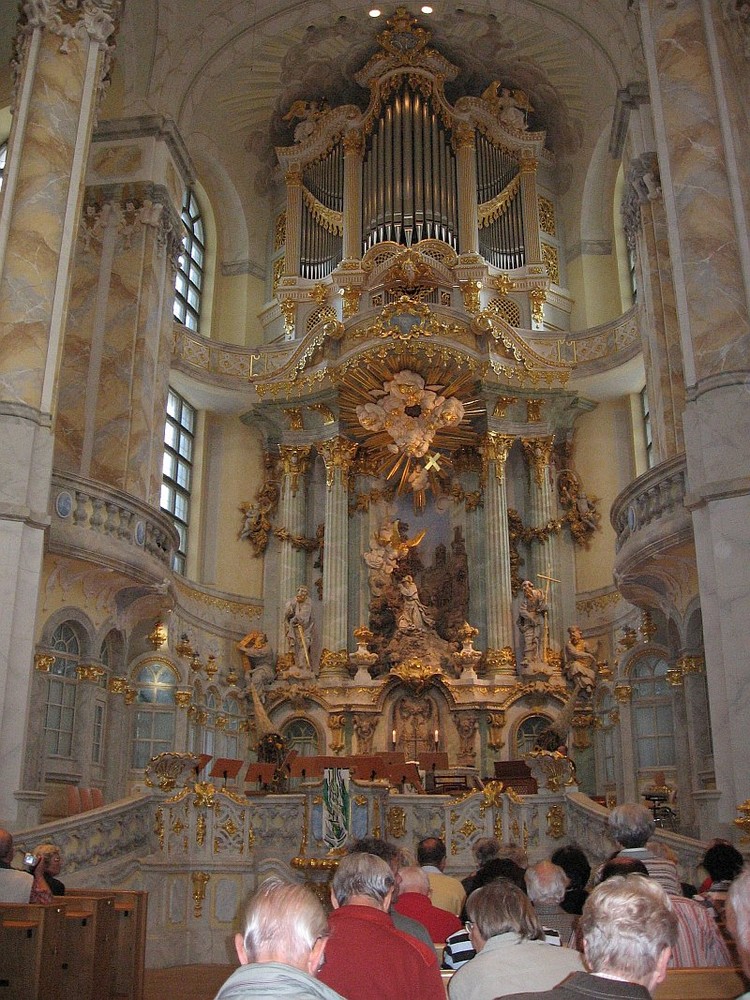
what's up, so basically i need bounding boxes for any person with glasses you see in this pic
[33,843,65,896]
[448,881,583,1000]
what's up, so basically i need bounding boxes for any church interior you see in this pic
[0,0,749,973]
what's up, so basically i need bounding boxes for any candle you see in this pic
[434,729,439,744]
[392,729,397,745]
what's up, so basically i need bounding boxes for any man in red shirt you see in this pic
[394,866,462,943]
[319,853,445,1000]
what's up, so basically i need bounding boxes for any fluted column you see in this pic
[0,0,121,825]
[276,445,312,656]
[483,433,516,679]
[521,436,561,653]
[342,131,364,262]
[519,155,542,265]
[284,167,303,276]
[639,0,750,827]
[318,436,358,683]
[454,124,479,256]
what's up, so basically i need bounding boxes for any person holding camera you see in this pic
[0,828,53,904]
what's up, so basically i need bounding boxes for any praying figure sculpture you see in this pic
[563,625,598,696]
[397,574,435,632]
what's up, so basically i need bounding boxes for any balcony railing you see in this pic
[610,455,688,553]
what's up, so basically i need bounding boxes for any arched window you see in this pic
[203,689,218,758]
[515,714,553,757]
[631,654,674,769]
[173,188,204,332]
[161,387,195,573]
[131,662,177,769]
[44,623,81,757]
[282,718,319,757]
[595,689,618,787]
[220,694,243,759]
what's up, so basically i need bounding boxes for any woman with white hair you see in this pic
[33,843,65,896]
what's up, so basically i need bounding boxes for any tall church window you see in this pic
[220,694,242,759]
[0,141,6,192]
[131,662,177,769]
[44,623,81,757]
[161,388,195,573]
[631,654,674,769]
[173,188,204,332]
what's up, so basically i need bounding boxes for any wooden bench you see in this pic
[653,966,747,999]
[66,889,147,1000]
[0,902,66,1000]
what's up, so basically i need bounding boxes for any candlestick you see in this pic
[392,728,397,747]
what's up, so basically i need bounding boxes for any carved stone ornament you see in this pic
[526,750,576,792]
[389,658,445,694]
[387,806,407,839]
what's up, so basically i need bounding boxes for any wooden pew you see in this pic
[66,889,147,1000]
[0,902,65,1000]
[56,894,117,1000]
[653,966,747,999]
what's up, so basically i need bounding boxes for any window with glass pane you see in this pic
[221,695,242,758]
[632,655,675,769]
[161,388,195,573]
[173,189,204,331]
[43,623,81,756]
[515,715,553,757]
[0,142,6,192]
[641,387,654,468]
[92,703,105,763]
[282,718,319,757]
[131,662,176,769]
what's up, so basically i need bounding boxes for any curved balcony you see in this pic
[610,456,697,613]
[48,471,179,586]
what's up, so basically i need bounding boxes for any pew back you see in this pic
[0,902,65,1000]
[653,966,747,999]
[66,888,147,1000]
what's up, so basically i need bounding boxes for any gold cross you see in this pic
[424,452,442,472]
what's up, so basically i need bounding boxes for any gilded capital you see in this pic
[76,663,105,683]
[279,445,312,496]
[453,122,476,150]
[318,437,358,489]
[484,432,515,481]
[343,129,365,157]
[529,287,546,325]
[519,155,538,174]
[34,653,55,673]
[520,436,554,488]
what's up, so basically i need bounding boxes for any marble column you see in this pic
[639,0,750,827]
[455,124,479,256]
[0,0,121,826]
[55,172,183,503]
[342,131,364,262]
[482,433,516,680]
[614,683,638,803]
[318,437,358,684]
[284,167,303,276]
[276,445,312,659]
[520,436,561,652]
[519,155,542,265]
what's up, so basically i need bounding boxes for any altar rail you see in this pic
[12,781,713,969]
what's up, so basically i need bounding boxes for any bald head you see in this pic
[398,866,430,896]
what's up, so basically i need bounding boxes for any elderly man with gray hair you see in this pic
[214,877,345,1000]
[502,875,678,1000]
[605,804,681,895]
[318,852,445,1000]
[525,860,576,943]
[726,868,750,999]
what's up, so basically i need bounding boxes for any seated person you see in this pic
[394,866,462,943]
[214,876,345,1000]
[447,880,583,1000]
[0,828,52,904]
[418,837,466,916]
[501,874,677,1000]
[34,843,65,896]
[318,852,445,1000]
[550,844,590,916]
[525,861,576,944]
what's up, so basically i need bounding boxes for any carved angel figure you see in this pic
[283,99,330,142]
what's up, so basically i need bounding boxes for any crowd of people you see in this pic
[214,806,749,1000]
[2,810,749,1000]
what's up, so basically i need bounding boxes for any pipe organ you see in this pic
[276,8,550,290]
[362,80,457,252]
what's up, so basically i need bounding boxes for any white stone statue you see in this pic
[284,585,315,676]
[517,579,547,667]
[397,574,434,631]
[563,625,598,696]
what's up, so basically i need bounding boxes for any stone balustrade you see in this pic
[610,456,688,553]
[49,471,179,579]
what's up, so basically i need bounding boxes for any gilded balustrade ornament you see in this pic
[191,872,210,918]
[280,299,297,337]
[340,286,362,319]
[526,750,576,791]
[460,280,482,314]
[387,806,407,839]
[193,781,217,809]
[529,288,546,325]
[144,751,201,792]
[76,663,105,683]
[34,653,55,673]
[546,803,565,839]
